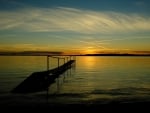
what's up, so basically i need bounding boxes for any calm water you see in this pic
[0,56,150,106]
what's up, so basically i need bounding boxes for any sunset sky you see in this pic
[0,0,150,54]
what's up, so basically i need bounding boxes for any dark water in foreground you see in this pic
[0,56,150,109]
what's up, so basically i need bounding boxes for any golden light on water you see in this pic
[82,56,96,68]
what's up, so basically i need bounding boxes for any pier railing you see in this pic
[47,55,75,71]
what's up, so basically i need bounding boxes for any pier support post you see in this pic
[46,55,50,102]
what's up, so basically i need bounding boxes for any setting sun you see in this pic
[83,47,98,54]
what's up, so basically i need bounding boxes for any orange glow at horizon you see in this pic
[82,47,99,54]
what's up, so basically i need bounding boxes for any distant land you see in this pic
[0,51,150,56]
[0,51,63,56]
[83,54,150,56]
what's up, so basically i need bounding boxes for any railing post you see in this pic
[47,56,49,71]
[58,58,60,68]
[64,58,65,64]
[74,56,76,67]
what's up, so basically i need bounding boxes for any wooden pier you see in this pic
[12,56,76,93]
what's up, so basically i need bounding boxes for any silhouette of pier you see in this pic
[12,56,76,93]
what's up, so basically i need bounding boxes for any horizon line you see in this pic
[0,51,150,56]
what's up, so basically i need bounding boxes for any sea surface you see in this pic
[0,56,150,107]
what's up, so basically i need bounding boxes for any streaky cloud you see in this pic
[0,43,51,51]
[0,7,150,34]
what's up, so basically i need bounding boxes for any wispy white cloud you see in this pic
[0,7,150,34]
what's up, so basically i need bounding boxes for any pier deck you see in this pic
[12,60,75,93]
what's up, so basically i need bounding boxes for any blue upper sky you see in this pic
[1,0,150,13]
[0,0,150,54]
